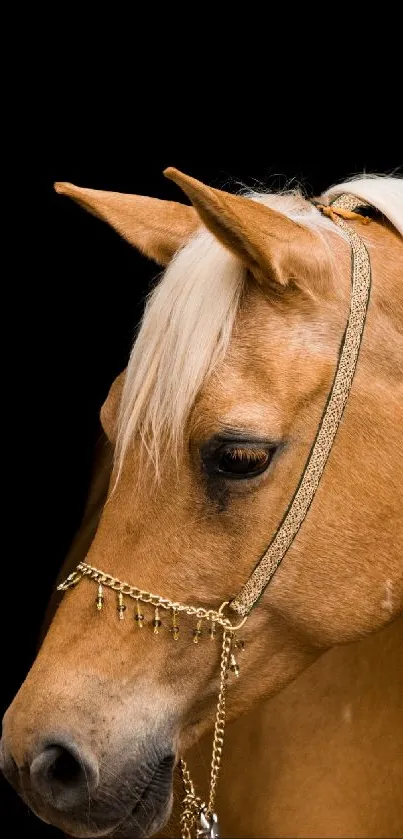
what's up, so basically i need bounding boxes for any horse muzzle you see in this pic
[0,726,175,838]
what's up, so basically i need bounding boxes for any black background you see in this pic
[1,101,401,835]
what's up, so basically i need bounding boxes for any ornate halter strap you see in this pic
[230,193,372,617]
[58,194,372,839]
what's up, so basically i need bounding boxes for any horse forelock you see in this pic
[115,175,402,476]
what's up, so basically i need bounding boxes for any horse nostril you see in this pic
[30,742,99,811]
[48,748,82,785]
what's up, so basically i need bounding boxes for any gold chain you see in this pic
[179,628,233,838]
[179,759,204,839]
[208,627,232,813]
[58,562,246,631]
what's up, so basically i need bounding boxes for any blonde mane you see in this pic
[116,175,403,472]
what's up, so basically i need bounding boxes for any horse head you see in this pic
[1,171,402,838]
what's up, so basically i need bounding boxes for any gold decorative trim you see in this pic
[230,195,372,616]
[58,561,247,632]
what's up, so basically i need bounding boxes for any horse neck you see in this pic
[176,614,403,837]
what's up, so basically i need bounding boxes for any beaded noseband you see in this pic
[58,194,372,839]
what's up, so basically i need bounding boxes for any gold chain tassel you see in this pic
[153,606,162,634]
[117,591,126,620]
[96,584,104,611]
[171,609,179,640]
[193,618,203,644]
[229,651,240,678]
[209,620,217,640]
[135,600,144,628]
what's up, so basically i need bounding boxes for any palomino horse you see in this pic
[1,171,402,838]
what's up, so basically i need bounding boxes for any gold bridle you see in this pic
[58,194,372,839]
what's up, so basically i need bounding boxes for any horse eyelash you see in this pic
[225,447,268,462]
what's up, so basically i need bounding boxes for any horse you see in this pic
[1,170,402,839]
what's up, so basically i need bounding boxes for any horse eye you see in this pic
[216,445,273,479]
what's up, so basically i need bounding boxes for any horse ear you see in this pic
[54,182,199,266]
[164,168,318,288]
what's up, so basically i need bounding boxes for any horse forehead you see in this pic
[205,309,330,396]
[191,322,338,445]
